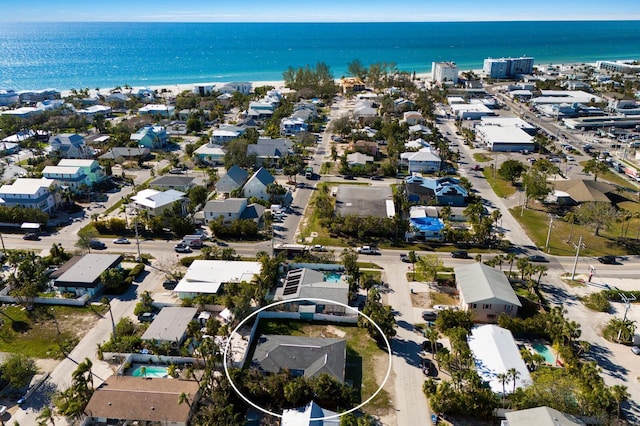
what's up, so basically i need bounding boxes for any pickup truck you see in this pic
[357,245,379,255]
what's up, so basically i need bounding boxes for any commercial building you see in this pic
[432,61,459,84]
[483,57,534,79]
[476,125,534,152]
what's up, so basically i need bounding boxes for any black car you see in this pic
[451,250,468,259]
[400,254,411,263]
[528,255,547,262]
[89,239,106,250]
[421,341,444,353]
[597,255,617,264]
[422,310,438,321]
[23,233,40,241]
[162,279,178,289]
[420,358,438,377]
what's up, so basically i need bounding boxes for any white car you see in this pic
[565,155,575,161]
[357,245,379,255]
[113,237,130,244]
[433,305,459,311]
[310,245,327,252]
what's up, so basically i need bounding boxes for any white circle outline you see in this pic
[223,297,393,421]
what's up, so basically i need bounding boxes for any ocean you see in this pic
[1,21,639,91]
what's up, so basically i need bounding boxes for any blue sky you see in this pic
[4,1,640,22]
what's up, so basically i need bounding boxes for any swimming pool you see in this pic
[130,365,169,378]
[532,343,555,364]
[324,272,343,283]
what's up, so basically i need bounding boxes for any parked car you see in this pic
[422,340,444,353]
[421,358,438,377]
[400,253,411,263]
[23,233,40,241]
[451,250,468,259]
[89,239,106,250]
[168,168,184,174]
[174,243,192,253]
[138,312,156,323]
[433,305,458,311]
[357,245,379,255]
[471,165,484,171]
[422,310,438,321]
[162,279,178,289]
[565,155,575,161]
[113,237,131,244]
[370,175,384,181]
[632,346,640,355]
[528,255,547,262]
[597,255,617,264]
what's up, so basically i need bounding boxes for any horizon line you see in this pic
[5,18,640,24]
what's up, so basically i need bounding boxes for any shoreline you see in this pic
[51,62,594,99]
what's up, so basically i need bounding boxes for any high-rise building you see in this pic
[483,57,534,79]
[431,61,459,84]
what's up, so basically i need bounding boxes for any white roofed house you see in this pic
[42,165,88,192]
[57,159,105,185]
[49,133,93,159]
[131,188,187,217]
[217,81,252,95]
[138,104,175,117]
[402,111,425,126]
[77,104,112,121]
[0,178,55,213]
[173,259,262,299]
[210,125,246,144]
[455,262,521,323]
[400,147,442,174]
[193,143,225,165]
[352,100,378,124]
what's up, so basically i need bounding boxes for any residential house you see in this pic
[0,89,19,106]
[274,268,349,314]
[217,81,252,95]
[173,260,261,299]
[215,165,249,196]
[350,140,379,156]
[193,83,215,96]
[0,178,55,213]
[98,146,151,162]
[468,325,532,394]
[49,133,92,159]
[83,376,199,426]
[217,92,232,106]
[281,401,340,426]
[0,141,19,155]
[57,159,105,185]
[408,124,432,136]
[394,97,416,113]
[131,188,187,217]
[400,147,442,174]
[549,179,615,205]
[252,335,346,382]
[346,152,374,166]
[247,138,293,166]
[502,406,586,426]
[130,125,168,149]
[42,166,88,191]
[407,208,445,242]
[340,77,366,94]
[77,104,112,121]
[18,89,60,103]
[138,104,175,117]
[193,143,225,165]
[149,175,196,192]
[243,167,275,202]
[404,138,431,150]
[352,100,377,124]
[141,307,198,350]
[105,92,130,107]
[211,125,245,144]
[53,254,124,297]
[201,197,267,226]
[0,106,45,119]
[165,120,188,135]
[405,175,468,206]
[402,111,425,126]
[280,117,308,136]
[455,262,521,323]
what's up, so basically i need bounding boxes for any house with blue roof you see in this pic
[407,206,445,242]
[405,175,468,207]
[130,125,168,149]
[215,165,249,196]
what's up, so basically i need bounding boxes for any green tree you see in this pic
[188,185,208,212]
[54,358,95,419]
[1,353,38,389]
[414,254,442,282]
[522,169,551,207]
[347,59,368,80]
[76,228,99,252]
[100,268,126,292]
[36,406,56,426]
[582,159,608,181]
[577,202,618,236]
[498,159,526,184]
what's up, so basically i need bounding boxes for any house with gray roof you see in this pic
[98,146,151,162]
[49,133,93,159]
[215,165,248,195]
[141,307,198,350]
[252,335,346,382]
[149,175,196,192]
[53,254,124,297]
[203,198,265,226]
[503,406,586,426]
[274,268,349,314]
[400,147,442,174]
[405,175,468,206]
[455,262,521,323]
[243,166,275,201]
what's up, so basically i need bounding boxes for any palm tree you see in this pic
[178,392,192,409]
[564,211,577,242]
[505,253,517,278]
[497,372,508,398]
[36,406,56,425]
[610,384,630,419]
[507,367,520,393]
[424,326,440,358]
[101,296,116,339]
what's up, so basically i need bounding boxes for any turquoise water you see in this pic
[130,365,169,378]
[532,343,555,364]
[1,21,639,90]
[324,272,343,283]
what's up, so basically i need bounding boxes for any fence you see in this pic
[0,294,89,306]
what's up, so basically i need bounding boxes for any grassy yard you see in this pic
[0,304,106,358]
[473,153,493,163]
[579,161,639,192]
[254,319,392,415]
[482,169,518,198]
[509,205,640,256]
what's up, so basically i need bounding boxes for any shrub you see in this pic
[128,263,145,278]
[582,292,610,312]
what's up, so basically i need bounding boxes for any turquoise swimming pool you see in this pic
[324,272,343,283]
[532,343,555,364]
[130,365,169,378]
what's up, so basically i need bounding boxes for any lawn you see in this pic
[579,161,639,191]
[482,169,518,198]
[473,153,493,163]
[254,319,393,415]
[0,304,106,358]
[509,205,640,256]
